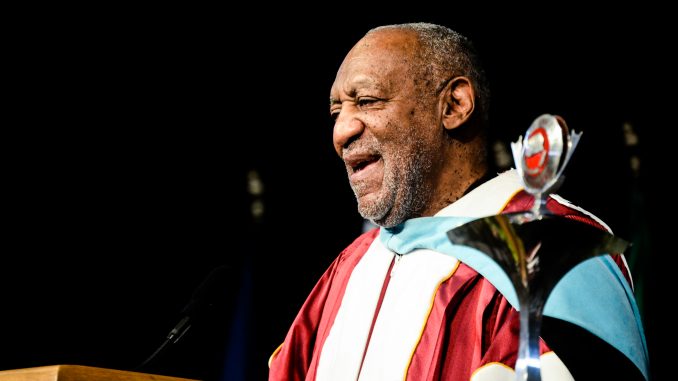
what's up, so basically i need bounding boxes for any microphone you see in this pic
[136,265,232,370]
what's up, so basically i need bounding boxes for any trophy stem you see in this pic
[530,192,545,218]
[515,299,543,381]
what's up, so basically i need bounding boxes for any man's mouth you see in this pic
[345,154,381,174]
[343,152,384,189]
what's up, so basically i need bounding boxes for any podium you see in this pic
[0,365,199,381]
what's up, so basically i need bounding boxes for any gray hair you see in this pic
[368,23,490,122]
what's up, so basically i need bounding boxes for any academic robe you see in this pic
[269,170,648,380]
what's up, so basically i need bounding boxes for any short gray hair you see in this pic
[368,23,490,122]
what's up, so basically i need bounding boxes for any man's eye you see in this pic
[330,110,340,121]
[357,97,377,107]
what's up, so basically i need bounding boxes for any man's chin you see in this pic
[357,194,411,228]
[369,213,401,228]
[357,196,388,222]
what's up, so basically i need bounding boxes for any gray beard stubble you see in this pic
[349,133,433,228]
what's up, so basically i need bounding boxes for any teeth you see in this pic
[354,157,375,171]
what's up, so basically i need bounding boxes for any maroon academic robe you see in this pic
[269,189,632,380]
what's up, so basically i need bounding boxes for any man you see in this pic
[269,23,647,380]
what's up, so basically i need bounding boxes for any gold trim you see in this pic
[470,361,515,379]
[268,342,284,368]
[402,260,461,380]
[499,188,524,213]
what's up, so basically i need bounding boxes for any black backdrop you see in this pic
[3,7,672,381]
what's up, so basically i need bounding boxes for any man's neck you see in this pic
[421,166,489,217]
[462,170,493,197]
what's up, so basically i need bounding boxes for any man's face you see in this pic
[330,31,444,227]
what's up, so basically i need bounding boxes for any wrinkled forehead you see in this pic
[331,30,420,96]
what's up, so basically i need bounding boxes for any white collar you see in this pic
[434,169,524,218]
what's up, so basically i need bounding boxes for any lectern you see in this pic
[0,365,199,381]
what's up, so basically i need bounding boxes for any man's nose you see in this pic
[333,111,365,154]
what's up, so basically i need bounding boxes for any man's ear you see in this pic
[440,76,475,131]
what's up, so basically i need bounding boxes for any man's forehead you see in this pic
[355,29,418,52]
[336,75,381,90]
[330,75,383,102]
[338,30,417,70]
[329,30,420,100]
[332,49,415,94]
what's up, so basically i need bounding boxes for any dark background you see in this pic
[3,7,673,381]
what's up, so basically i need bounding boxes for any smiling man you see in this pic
[330,25,487,229]
[269,23,647,381]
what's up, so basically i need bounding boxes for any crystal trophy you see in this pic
[446,114,629,381]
